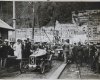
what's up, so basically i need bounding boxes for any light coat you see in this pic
[13,43,22,59]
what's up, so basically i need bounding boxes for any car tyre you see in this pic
[40,62,45,74]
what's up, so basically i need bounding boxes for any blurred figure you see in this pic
[22,39,31,59]
[1,39,9,68]
[94,43,100,73]
[62,39,70,63]
[24,38,32,58]
[13,39,22,60]
[3,39,15,68]
[77,42,83,66]
[72,43,78,64]
[89,42,97,71]
[83,44,89,65]
[10,41,14,48]
[0,37,3,68]
[20,40,25,59]
[1,39,13,68]
[0,37,3,44]
[22,40,27,58]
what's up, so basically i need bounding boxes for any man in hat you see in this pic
[1,39,11,68]
[94,43,100,73]
[89,42,97,71]
[25,38,32,58]
[72,43,78,64]
[77,42,83,66]
[22,39,27,58]
[83,44,89,65]
[62,39,70,63]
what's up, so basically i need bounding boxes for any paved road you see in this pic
[0,60,62,79]
[59,63,100,79]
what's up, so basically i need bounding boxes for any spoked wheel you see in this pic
[40,62,45,74]
[47,61,52,71]
[19,61,28,73]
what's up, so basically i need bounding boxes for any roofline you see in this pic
[0,27,15,31]
[0,19,14,30]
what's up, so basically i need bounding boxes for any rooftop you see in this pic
[0,19,14,30]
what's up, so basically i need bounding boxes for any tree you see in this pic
[0,2,100,28]
[35,2,100,27]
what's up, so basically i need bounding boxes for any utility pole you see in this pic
[87,12,90,45]
[61,27,62,41]
[54,20,56,44]
[13,1,16,41]
[37,14,41,43]
[52,2,56,45]
[32,2,35,42]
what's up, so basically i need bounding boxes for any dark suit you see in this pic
[77,45,83,66]
[72,45,78,63]
[24,42,31,58]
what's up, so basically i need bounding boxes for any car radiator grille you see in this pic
[30,57,35,65]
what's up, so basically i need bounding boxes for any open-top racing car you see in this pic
[28,48,53,74]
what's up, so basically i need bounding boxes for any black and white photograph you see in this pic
[0,1,100,79]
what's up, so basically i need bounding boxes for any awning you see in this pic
[0,19,14,30]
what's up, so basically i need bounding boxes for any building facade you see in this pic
[0,19,14,41]
[16,28,33,40]
[55,21,87,44]
[72,10,100,44]
[13,27,54,43]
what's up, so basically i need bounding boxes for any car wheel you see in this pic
[19,62,27,73]
[40,62,45,74]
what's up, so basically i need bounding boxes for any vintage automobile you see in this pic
[52,45,64,61]
[28,48,53,74]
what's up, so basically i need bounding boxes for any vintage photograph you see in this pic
[0,1,100,79]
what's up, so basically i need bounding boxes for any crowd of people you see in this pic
[0,37,100,74]
[65,40,100,74]
[52,39,100,74]
[0,38,32,68]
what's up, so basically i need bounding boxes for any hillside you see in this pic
[0,2,100,28]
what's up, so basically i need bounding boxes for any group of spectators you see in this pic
[0,37,100,74]
[0,38,31,68]
[72,42,100,73]
[62,39,100,73]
